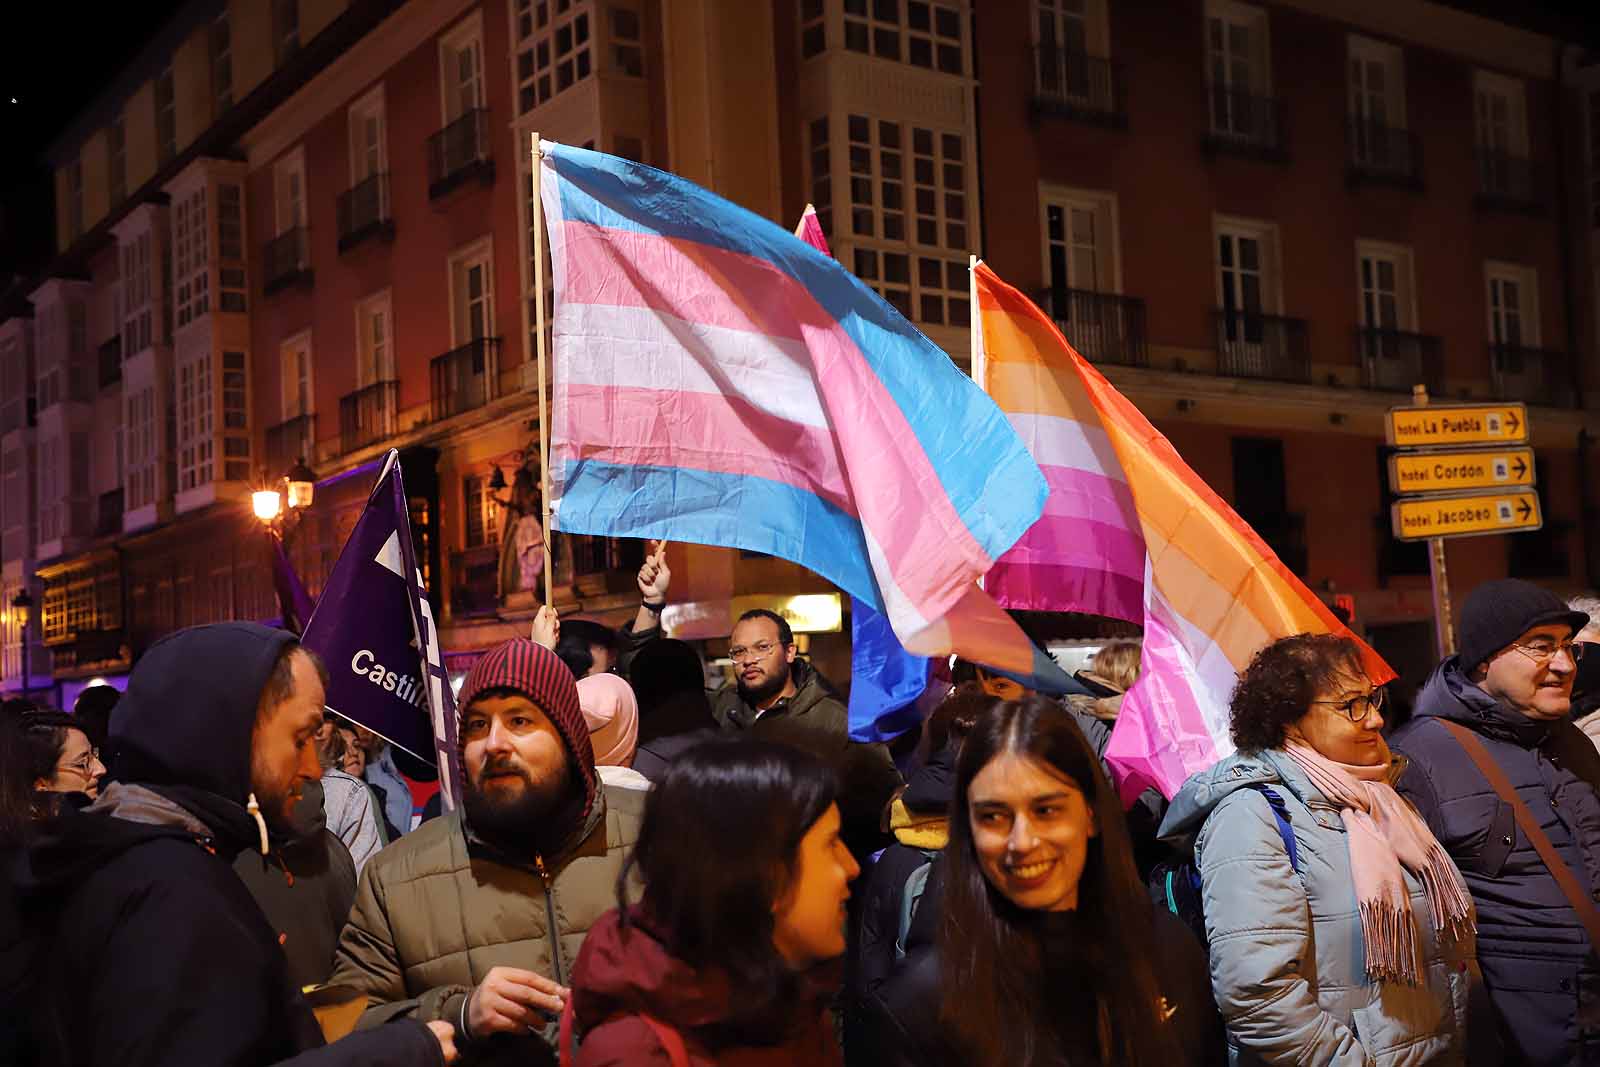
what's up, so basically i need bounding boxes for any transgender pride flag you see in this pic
[974,262,1396,800]
[538,142,1051,675]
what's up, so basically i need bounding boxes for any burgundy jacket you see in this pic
[569,907,844,1067]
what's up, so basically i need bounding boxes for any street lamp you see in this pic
[251,459,316,534]
[11,588,32,699]
[252,487,283,523]
[285,457,316,512]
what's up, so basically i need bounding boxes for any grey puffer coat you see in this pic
[1161,749,1474,1066]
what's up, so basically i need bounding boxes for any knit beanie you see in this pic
[457,638,597,817]
[1456,579,1589,672]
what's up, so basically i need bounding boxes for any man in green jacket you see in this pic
[330,638,641,1066]
[625,545,901,858]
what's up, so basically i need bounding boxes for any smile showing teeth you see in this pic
[1009,860,1054,879]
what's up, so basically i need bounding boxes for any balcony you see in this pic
[339,379,399,454]
[1037,287,1147,367]
[1490,343,1576,408]
[1347,118,1423,189]
[97,336,121,389]
[1475,148,1542,213]
[337,172,394,252]
[95,488,123,538]
[428,109,494,200]
[1212,310,1310,383]
[1031,47,1126,128]
[1202,85,1286,161]
[1358,328,1444,394]
[263,227,313,294]
[265,413,316,472]
[430,337,501,421]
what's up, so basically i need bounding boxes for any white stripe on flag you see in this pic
[1005,411,1128,482]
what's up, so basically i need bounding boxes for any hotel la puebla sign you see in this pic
[1385,403,1528,448]
[1385,402,1541,543]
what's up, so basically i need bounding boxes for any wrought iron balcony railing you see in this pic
[1474,148,1541,212]
[1036,287,1147,367]
[1348,118,1423,188]
[1357,328,1444,394]
[263,226,312,294]
[1204,85,1286,158]
[1213,309,1310,383]
[431,337,501,421]
[1489,342,1575,408]
[337,172,394,251]
[339,379,399,454]
[1031,47,1126,127]
[265,413,316,472]
[428,108,494,199]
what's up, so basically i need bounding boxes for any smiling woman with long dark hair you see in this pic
[883,696,1218,1067]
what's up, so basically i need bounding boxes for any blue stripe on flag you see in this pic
[543,142,1046,564]
[555,457,885,612]
[847,596,932,743]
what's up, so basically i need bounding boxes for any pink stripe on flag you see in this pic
[986,559,1144,622]
[559,218,997,623]
[558,383,856,513]
[1036,464,1143,530]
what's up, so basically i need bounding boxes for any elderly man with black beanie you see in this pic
[1393,578,1600,1067]
[330,638,642,1067]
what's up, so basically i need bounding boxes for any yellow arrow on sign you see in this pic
[1391,490,1542,542]
[1387,447,1536,495]
[1386,403,1529,448]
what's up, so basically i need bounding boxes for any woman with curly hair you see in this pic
[1160,633,1477,1066]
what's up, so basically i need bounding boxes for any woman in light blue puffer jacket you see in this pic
[1160,633,1477,1067]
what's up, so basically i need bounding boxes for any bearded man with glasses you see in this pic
[1394,578,1600,1067]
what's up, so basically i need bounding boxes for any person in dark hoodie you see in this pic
[9,621,455,1066]
[566,739,857,1065]
[330,637,641,1067]
[1393,579,1599,1067]
[234,777,359,990]
[627,636,718,781]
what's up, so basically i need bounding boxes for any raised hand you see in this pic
[530,605,560,650]
[637,540,671,603]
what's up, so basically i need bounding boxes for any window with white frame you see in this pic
[442,16,487,122]
[1214,218,1282,364]
[122,232,153,355]
[274,152,306,237]
[211,12,233,112]
[839,114,971,326]
[155,65,177,164]
[173,187,211,328]
[1357,242,1415,333]
[807,118,833,240]
[356,290,393,385]
[1475,70,1528,197]
[217,183,246,312]
[281,333,313,420]
[349,88,387,187]
[1033,0,1109,99]
[451,244,495,344]
[1486,262,1539,349]
[612,5,643,77]
[843,0,965,75]
[109,115,126,204]
[463,474,501,548]
[125,385,157,510]
[1206,2,1270,139]
[1042,188,1118,298]
[177,349,214,491]
[1348,37,1406,162]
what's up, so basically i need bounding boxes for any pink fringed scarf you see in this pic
[1283,738,1475,985]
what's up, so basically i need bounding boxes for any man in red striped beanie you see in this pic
[332,638,642,1065]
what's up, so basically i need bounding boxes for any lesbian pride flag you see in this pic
[974,262,1395,800]
[538,142,1054,688]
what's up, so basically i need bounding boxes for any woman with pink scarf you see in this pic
[1159,633,1478,1066]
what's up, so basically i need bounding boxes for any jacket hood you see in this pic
[110,622,296,806]
[11,785,199,901]
[1159,751,1291,839]
[900,742,957,814]
[572,907,841,1037]
[1414,655,1555,748]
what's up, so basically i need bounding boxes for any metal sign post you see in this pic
[1413,387,1456,659]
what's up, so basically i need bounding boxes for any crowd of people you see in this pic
[2,549,1600,1066]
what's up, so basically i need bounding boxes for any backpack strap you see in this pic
[1250,784,1300,872]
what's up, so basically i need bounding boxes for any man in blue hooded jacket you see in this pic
[9,622,456,1066]
[1394,579,1600,1067]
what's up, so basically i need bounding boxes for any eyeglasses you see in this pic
[57,748,101,779]
[728,640,780,664]
[1311,688,1386,723]
[1508,639,1586,667]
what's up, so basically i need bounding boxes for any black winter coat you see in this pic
[1394,657,1600,1067]
[8,622,441,1067]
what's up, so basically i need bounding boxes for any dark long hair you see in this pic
[617,738,836,1043]
[937,697,1178,1067]
[0,710,85,847]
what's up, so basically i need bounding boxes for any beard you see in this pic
[737,658,793,708]
[248,751,303,840]
[463,756,576,849]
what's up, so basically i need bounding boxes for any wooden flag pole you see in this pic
[968,254,983,388]
[531,133,555,609]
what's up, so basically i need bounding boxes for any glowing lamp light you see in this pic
[252,489,283,523]
[285,458,316,510]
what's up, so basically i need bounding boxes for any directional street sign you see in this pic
[1386,403,1529,448]
[1387,447,1536,496]
[1391,490,1542,542]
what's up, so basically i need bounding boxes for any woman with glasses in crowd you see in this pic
[14,710,105,813]
[1161,633,1477,1066]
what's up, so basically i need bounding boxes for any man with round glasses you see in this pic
[1393,578,1600,1066]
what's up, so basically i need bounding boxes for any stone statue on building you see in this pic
[494,451,546,602]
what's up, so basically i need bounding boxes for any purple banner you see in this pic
[301,451,463,808]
